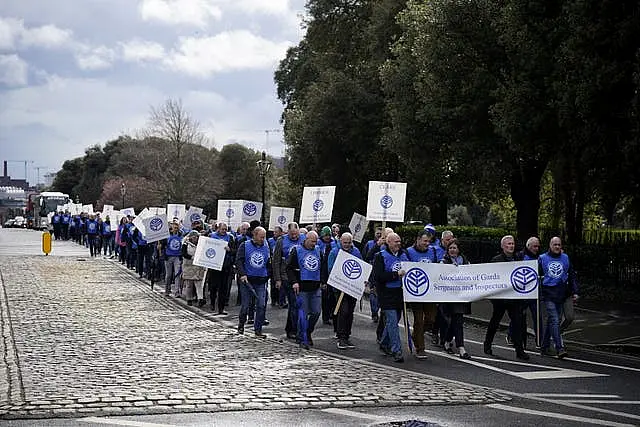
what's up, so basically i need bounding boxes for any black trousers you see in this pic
[336,294,357,340]
[445,313,465,348]
[207,268,230,313]
[322,285,337,323]
[485,299,524,352]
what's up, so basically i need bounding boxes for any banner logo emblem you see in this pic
[278,215,287,225]
[312,199,324,212]
[149,218,163,231]
[380,195,393,209]
[244,203,257,216]
[354,223,362,233]
[510,266,538,294]
[190,213,201,223]
[404,268,429,297]
[205,248,216,259]
[226,209,234,218]
[342,259,362,280]
[169,239,181,251]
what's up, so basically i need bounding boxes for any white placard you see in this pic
[138,208,152,219]
[82,204,94,214]
[217,200,244,230]
[75,203,83,214]
[132,216,146,237]
[328,249,372,301]
[56,205,63,213]
[268,206,295,231]
[366,181,407,223]
[142,214,169,243]
[193,236,228,271]
[167,204,186,222]
[148,207,166,216]
[348,212,368,243]
[401,260,539,303]
[121,207,136,217]
[242,200,263,222]
[183,206,205,225]
[299,186,336,224]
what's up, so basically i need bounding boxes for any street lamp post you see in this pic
[256,151,272,225]
[120,182,126,210]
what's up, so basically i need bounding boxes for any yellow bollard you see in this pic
[42,231,51,256]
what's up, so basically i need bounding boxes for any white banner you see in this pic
[183,206,205,225]
[142,214,169,243]
[300,186,336,224]
[268,206,295,231]
[193,236,228,271]
[348,212,368,243]
[242,200,263,222]
[328,250,372,301]
[366,181,407,223]
[82,204,94,214]
[167,204,186,222]
[401,261,539,303]
[217,200,244,230]
[121,207,136,217]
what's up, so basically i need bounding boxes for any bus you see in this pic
[27,191,70,230]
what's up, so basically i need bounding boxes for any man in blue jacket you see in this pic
[539,237,574,359]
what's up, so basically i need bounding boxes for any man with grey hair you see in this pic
[484,235,529,360]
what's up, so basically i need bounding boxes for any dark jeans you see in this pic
[87,235,98,256]
[336,293,357,340]
[137,245,152,277]
[207,268,231,313]
[239,280,267,333]
[283,281,297,336]
[485,299,524,352]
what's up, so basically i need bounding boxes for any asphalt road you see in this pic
[1,228,639,427]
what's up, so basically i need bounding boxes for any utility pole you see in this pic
[33,166,47,186]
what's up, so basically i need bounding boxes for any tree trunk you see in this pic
[430,194,448,226]
[510,162,545,242]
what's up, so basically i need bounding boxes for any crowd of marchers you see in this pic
[51,209,578,364]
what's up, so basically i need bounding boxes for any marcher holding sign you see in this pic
[299,186,335,224]
[181,231,207,307]
[327,233,370,350]
[268,206,295,231]
[348,212,368,243]
[366,181,407,223]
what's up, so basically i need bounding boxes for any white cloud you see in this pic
[20,24,73,48]
[139,0,223,27]
[165,30,292,77]
[0,17,73,50]
[0,54,28,86]
[0,17,23,50]
[120,39,165,62]
[232,0,292,16]
[75,45,116,70]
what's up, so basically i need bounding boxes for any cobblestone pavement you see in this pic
[0,250,509,420]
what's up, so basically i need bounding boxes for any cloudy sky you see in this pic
[0,0,306,185]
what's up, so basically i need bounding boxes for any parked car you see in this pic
[13,216,26,228]
[3,219,15,228]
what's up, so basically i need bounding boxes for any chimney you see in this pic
[3,161,6,178]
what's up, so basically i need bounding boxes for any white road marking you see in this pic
[423,349,607,380]
[466,338,640,372]
[562,328,583,335]
[79,417,179,427]
[524,394,620,399]
[322,407,394,422]
[564,400,640,405]
[312,348,640,425]
[608,335,640,344]
[486,403,635,427]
